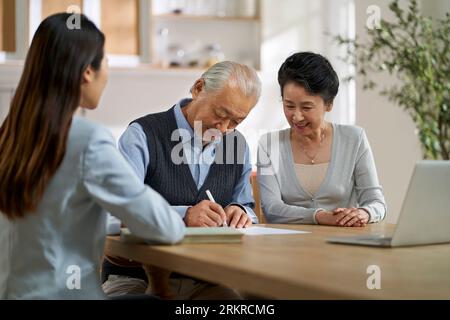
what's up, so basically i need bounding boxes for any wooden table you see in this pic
[104,224,450,299]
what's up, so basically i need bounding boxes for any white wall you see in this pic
[421,0,450,19]
[354,0,424,223]
[240,0,330,161]
[0,64,22,123]
[85,67,201,139]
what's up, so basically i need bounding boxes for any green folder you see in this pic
[120,227,243,245]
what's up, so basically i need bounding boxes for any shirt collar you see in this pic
[174,99,194,138]
[173,99,222,147]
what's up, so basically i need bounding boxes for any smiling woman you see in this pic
[257,52,387,228]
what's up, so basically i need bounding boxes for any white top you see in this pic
[257,124,387,224]
[294,163,330,197]
[0,117,185,300]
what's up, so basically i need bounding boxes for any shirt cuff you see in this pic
[359,207,375,223]
[172,206,190,220]
[106,213,122,235]
[313,208,326,225]
[227,203,247,213]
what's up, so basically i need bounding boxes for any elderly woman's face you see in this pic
[282,82,330,136]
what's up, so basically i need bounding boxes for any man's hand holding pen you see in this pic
[183,200,227,227]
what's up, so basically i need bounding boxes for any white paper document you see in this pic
[237,226,310,236]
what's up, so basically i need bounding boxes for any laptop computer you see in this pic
[327,161,450,247]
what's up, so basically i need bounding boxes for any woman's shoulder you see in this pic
[71,117,114,142]
[258,128,291,154]
[333,123,365,140]
[67,117,115,153]
[71,116,107,132]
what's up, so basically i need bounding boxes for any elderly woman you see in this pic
[257,52,386,227]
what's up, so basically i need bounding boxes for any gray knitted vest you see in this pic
[132,106,245,207]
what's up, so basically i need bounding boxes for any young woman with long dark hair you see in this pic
[0,13,185,299]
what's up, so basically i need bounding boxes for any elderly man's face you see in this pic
[190,80,257,139]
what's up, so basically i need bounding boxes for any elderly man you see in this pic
[102,61,261,299]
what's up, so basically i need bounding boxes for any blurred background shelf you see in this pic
[152,13,260,22]
[0,0,261,71]
[150,0,262,70]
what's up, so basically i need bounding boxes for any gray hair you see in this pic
[196,61,261,99]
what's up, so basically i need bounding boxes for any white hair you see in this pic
[196,61,261,99]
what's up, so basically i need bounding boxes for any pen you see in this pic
[206,190,228,227]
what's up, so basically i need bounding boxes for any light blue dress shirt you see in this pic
[0,117,185,299]
[119,99,257,223]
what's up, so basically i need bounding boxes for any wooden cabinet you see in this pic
[0,0,3,51]
[41,0,82,19]
[101,0,140,56]
[0,0,15,53]
[40,0,140,56]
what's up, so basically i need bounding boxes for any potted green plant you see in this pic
[336,0,449,160]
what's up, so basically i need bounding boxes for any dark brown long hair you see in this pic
[0,13,105,219]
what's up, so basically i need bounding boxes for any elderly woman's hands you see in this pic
[333,208,370,227]
[315,208,370,227]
